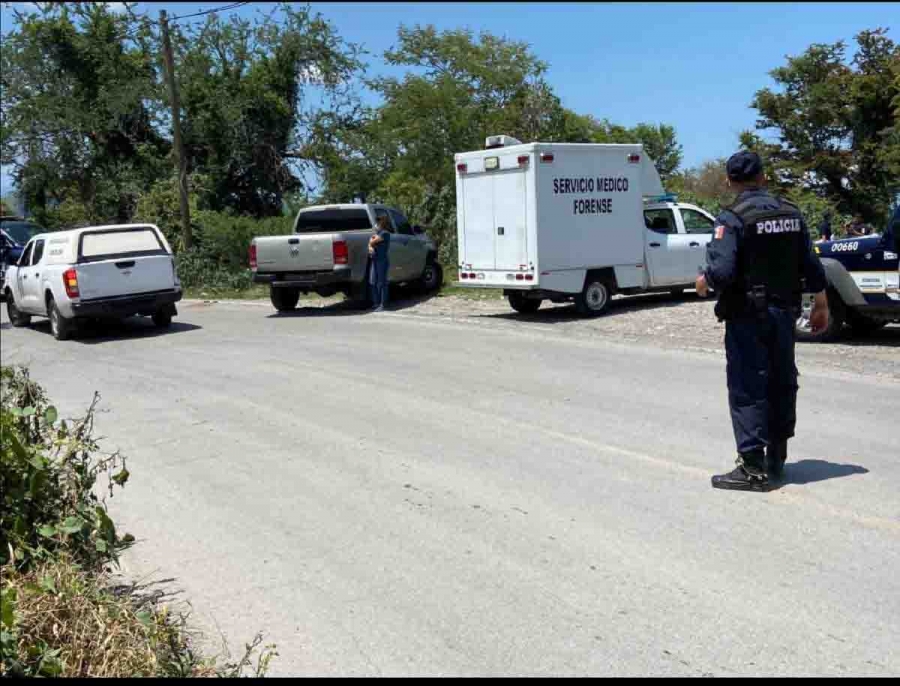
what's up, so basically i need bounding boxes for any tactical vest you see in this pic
[728,193,805,302]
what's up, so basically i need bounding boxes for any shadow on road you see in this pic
[810,324,900,348]
[62,318,203,344]
[267,289,439,319]
[780,459,869,487]
[482,291,702,324]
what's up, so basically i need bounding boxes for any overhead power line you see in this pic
[170,2,250,22]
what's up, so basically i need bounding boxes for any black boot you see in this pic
[766,440,788,480]
[711,450,770,492]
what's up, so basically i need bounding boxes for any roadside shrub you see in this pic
[0,366,277,677]
[0,367,131,572]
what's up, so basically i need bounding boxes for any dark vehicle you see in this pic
[796,208,900,341]
[1,217,44,299]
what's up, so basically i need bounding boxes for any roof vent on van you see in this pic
[485,135,522,150]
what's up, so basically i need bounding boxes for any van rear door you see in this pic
[459,153,529,271]
[76,227,176,300]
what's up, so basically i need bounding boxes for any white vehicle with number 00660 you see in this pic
[3,224,182,340]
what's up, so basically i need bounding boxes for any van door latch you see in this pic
[497,227,505,236]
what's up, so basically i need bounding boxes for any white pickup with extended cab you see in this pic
[454,136,717,314]
[4,224,182,340]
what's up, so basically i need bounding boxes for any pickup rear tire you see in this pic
[47,296,74,341]
[152,310,173,328]
[420,261,443,293]
[270,286,300,312]
[6,291,31,328]
[508,292,541,314]
[575,278,612,317]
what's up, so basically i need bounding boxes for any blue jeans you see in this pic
[369,260,389,308]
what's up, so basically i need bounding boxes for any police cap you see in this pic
[726,151,763,182]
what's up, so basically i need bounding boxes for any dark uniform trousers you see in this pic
[725,305,798,455]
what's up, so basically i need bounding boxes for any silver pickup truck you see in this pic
[251,204,443,311]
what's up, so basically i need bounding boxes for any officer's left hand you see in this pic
[695,273,710,298]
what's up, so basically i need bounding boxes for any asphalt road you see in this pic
[2,300,898,677]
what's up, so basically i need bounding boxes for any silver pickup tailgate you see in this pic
[254,234,335,273]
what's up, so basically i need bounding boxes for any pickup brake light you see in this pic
[249,243,257,270]
[333,240,349,265]
[63,268,79,298]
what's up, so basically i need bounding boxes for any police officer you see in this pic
[695,151,830,491]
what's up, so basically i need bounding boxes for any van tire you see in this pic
[6,291,31,327]
[575,278,612,316]
[152,310,173,328]
[47,296,73,341]
[508,292,541,314]
[270,286,300,312]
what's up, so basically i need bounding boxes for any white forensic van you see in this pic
[454,136,718,314]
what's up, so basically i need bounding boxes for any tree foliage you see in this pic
[743,28,899,224]
[1,2,166,225]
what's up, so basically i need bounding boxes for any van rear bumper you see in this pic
[71,289,182,318]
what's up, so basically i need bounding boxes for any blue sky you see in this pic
[1,1,897,200]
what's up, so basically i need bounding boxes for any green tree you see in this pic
[0,2,167,226]
[744,28,899,225]
[174,3,365,218]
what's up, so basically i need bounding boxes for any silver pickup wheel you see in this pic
[420,261,443,292]
[270,286,300,312]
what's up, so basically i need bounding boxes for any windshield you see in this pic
[0,221,42,245]
[295,208,372,233]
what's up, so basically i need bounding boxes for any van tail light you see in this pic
[457,163,468,173]
[525,274,534,281]
[63,268,79,298]
[540,153,554,163]
[518,155,530,167]
[249,244,257,270]
[333,240,349,265]
[628,153,641,163]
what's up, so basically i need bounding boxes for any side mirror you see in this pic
[413,225,424,235]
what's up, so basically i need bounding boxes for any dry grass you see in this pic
[1,555,214,677]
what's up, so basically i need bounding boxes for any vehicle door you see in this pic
[677,207,716,280]
[372,207,407,282]
[22,238,47,312]
[643,209,685,286]
[371,207,399,282]
[390,208,426,280]
[14,241,34,311]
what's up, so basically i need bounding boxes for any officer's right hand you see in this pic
[809,292,829,333]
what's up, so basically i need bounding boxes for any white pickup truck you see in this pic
[455,137,717,314]
[3,224,182,340]
[251,204,443,312]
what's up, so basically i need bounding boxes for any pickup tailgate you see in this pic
[254,234,335,273]
[76,227,177,300]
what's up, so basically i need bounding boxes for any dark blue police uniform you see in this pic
[703,152,827,491]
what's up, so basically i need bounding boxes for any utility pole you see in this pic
[159,9,192,250]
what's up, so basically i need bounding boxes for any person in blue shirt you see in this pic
[368,215,392,312]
